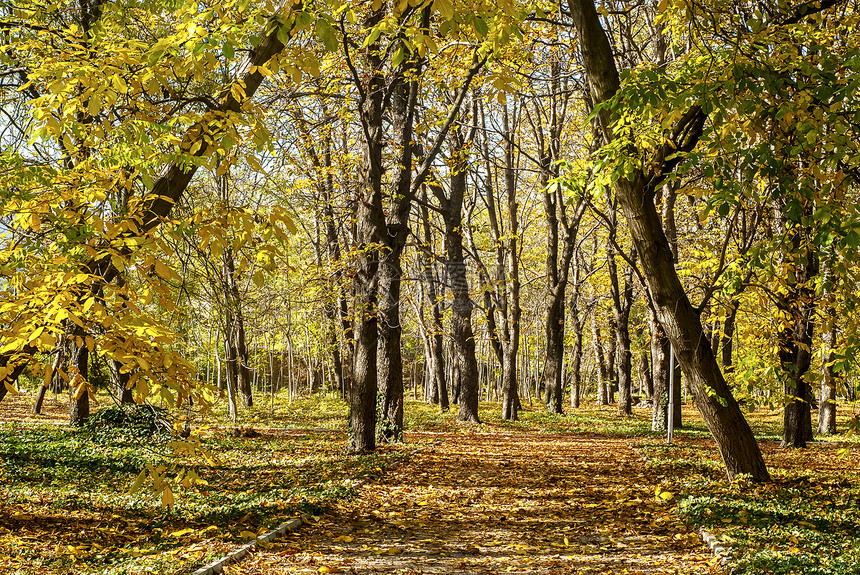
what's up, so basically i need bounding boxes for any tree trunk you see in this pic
[569,0,769,481]
[721,300,739,372]
[569,258,584,409]
[419,191,448,411]
[650,311,669,431]
[445,180,481,424]
[639,348,653,400]
[605,319,617,404]
[592,319,609,405]
[818,322,838,435]
[377,250,405,442]
[543,282,567,414]
[69,339,89,427]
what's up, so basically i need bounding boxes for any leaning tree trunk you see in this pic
[569,0,769,481]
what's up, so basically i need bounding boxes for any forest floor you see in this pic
[234,431,719,575]
[0,390,858,575]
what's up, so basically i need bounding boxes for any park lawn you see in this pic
[0,389,858,575]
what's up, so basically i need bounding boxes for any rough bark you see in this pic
[500,107,522,421]
[419,188,448,411]
[650,310,669,431]
[442,162,481,424]
[569,0,770,481]
[592,319,609,405]
[818,322,838,435]
[778,236,819,447]
[608,239,635,415]
[638,347,653,400]
[348,7,387,454]
[69,339,89,427]
[569,250,585,409]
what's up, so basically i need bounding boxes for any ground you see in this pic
[0,390,858,575]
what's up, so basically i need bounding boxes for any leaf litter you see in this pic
[234,432,719,575]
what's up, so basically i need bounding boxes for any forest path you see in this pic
[239,431,719,574]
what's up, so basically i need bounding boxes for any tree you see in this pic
[568,0,770,481]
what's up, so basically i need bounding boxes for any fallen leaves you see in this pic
[241,432,718,575]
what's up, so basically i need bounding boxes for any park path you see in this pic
[236,432,719,575]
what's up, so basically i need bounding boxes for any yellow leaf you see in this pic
[88,93,101,117]
[154,260,173,279]
[659,491,674,501]
[162,485,174,508]
[170,528,195,538]
[332,535,354,543]
[72,380,88,400]
[43,363,53,388]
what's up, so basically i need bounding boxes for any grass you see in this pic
[0,392,407,575]
[1,387,858,575]
[639,409,860,575]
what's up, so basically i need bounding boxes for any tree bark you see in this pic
[650,310,669,431]
[818,322,838,435]
[778,232,818,448]
[569,250,585,409]
[442,166,481,424]
[69,338,89,426]
[592,319,609,405]
[569,0,770,481]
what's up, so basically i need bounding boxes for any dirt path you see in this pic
[232,432,719,575]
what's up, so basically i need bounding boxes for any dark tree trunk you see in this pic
[608,238,635,416]
[569,0,769,481]
[377,250,405,442]
[778,252,818,448]
[605,319,617,404]
[536,60,580,415]
[69,340,89,426]
[348,7,387,453]
[569,257,585,409]
[500,108,522,422]
[222,246,252,408]
[444,177,481,424]
[34,346,64,415]
[113,359,134,404]
[376,43,424,442]
[544,283,567,414]
[721,300,740,372]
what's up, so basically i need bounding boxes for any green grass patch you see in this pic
[639,415,860,575]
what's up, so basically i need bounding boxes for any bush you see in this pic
[80,404,173,442]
